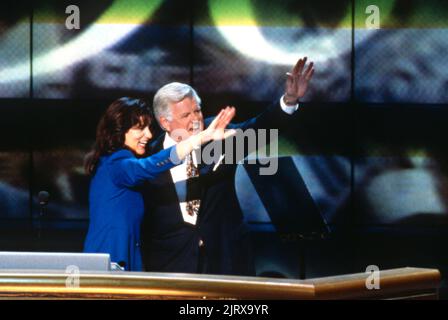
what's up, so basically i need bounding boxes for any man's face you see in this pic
[162,97,204,141]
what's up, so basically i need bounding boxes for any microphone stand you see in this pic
[36,191,49,249]
[37,203,46,241]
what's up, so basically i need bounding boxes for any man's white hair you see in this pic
[153,82,202,129]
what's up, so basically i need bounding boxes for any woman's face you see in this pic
[124,124,153,156]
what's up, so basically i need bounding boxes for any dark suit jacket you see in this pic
[141,101,295,275]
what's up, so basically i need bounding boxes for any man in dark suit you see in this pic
[141,57,314,275]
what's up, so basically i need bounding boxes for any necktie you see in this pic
[186,152,201,216]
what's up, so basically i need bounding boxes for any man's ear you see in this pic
[159,116,170,132]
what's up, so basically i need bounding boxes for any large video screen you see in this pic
[1,0,350,101]
[0,0,447,234]
[355,0,448,104]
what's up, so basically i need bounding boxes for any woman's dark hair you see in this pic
[84,97,152,175]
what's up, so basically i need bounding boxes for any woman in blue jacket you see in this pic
[83,97,235,271]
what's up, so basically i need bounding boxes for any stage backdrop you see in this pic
[0,0,448,280]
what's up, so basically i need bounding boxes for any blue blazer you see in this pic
[83,147,178,271]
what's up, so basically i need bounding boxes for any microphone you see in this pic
[38,191,50,207]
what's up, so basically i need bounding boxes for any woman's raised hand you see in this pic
[202,106,236,142]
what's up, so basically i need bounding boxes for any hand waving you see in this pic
[284,57,314,105]
[202,106,236,143]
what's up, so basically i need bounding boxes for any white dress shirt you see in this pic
[164,133,201,225]
[279,95,300,114]
[164,96,299,225]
